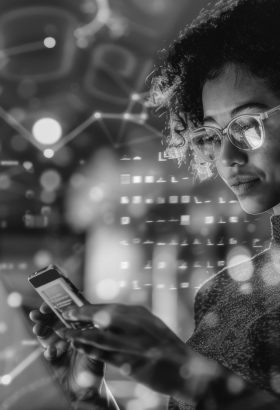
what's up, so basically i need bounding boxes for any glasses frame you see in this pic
[189,104,280,163]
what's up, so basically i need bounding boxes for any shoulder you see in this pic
[193,246,270,325]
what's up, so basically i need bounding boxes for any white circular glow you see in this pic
[93,310,111,328]
[43,37,56,48]
[226,375,245,394]
[7,292,22,308]
[0,375,12,385]
[96,279,120,300]
[123,113,132,120]
[43,149,55,158]
[23,161,33,171]
[131,93,140,101]
[93,111,102,119]
[139,112,148,121]
[40,169,61,191]
[34,250,52,268]
[227,246,253,282]
[89,186,104,202]
[32,118,62,145]
[261,263,280,287]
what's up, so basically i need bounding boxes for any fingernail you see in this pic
[62,308,76,319]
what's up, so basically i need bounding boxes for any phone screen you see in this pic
[35,277,85,327]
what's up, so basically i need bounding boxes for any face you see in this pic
[202,64,280,215]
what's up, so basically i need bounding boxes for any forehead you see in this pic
[202,64,279,116]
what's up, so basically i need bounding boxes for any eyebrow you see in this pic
[203,102,268,123]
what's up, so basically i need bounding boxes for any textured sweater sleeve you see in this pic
[167,282,214,410]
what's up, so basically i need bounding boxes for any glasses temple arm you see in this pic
[262,104,280,119]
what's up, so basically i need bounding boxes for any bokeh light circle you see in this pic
[32,118,62,145]
[40,169,61,191]
[96,279,120,300]
[227,246,253,282]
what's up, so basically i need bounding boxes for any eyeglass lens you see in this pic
[192,116,263,161]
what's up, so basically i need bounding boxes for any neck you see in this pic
[273,203,280,215]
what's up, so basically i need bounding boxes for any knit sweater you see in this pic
[168,215,280,410]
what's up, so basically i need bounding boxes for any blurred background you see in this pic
[0,0,275,409]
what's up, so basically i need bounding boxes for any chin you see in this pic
[238,197,270,215]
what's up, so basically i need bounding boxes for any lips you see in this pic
[229,176,260,187]
[229,176,261,196]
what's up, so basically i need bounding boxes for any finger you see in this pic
[43,345,58,361]
[62,304,131,330]
[63,328,143,356]
[71,340,123,366]
[40,303,53,314]
[43,340,69,361]
[29,310,43,323]
[61,304,106,322]
[32,323,53,338]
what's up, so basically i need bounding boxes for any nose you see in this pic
[218,136,248,167]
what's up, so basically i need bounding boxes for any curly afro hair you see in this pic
[150,0,280,179]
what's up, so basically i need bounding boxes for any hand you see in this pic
[29,303,105,402]
[60,303,191,398]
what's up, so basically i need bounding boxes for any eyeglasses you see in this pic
[189,104,280,162]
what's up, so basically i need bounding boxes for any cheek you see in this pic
[256,137,280,178]
[215,161,228,183]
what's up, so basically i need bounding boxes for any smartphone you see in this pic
[28,264,91,329]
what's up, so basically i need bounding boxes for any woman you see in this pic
[30,0,280,408]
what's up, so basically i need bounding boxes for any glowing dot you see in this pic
[93,310,111,328]
[204,312,219,328]
[34,250,52,268]
[43,37,56,48]
[0,174,11,190]
[0,375,12,385]
[23,161,33,171]
[239,282,253,295]
[226,375,245,394]
[0,322,7,333]
[227,246,253,282]
[123,113,131,120]
[76,371,96,388]
[131,93,140,101]
[25,190,35,199]
[139,112,148,121]
[32,118,62,145]
[7,292,22,308]
[43,149,54,158]
[96,279,120,300]
[261,263,280,286]
[93,112,102,119]
[89,186,104,202]
[40,169,61,191]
